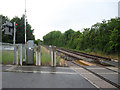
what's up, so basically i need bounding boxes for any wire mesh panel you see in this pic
[1,43,23,65]
[1,43,14,64]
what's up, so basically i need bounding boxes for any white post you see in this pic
[16,45,18,65]
[22,45,25,63]
[51,50,53,66]
[36,46,41,66]
[36,47,38,65]
[53,46,56,67]
[38,46,41,66]
[49,46,53,66]
[13,22,16,64]
[20,44,22,66]
[24,0,27,63]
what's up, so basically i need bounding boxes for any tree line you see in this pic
[43,17,120,54]
[1,15,35,44]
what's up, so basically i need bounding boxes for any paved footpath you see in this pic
[2,65,96,88]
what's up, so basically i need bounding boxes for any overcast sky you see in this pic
[0,0,119,40]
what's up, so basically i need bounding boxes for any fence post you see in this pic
[38,46,41,66]
[22,45,25,64]
[16,45,18,65]
[36,46,38,65]
[13,22,16,64]
[49,46,56,67]
[13,45,16,64]
[20,44,22,66]
[49,45,53,66]
[36,46,41,66]
[53,46,56,67]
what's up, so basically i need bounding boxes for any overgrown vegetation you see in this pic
[1,15,35,44]
[41,46,51,65]
[43,17,120,58]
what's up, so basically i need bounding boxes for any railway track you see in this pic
[56,47,119,73]
[55,47,120,89]
[56,47,119,68]
[43,45,120,88]
[58,48,111,60]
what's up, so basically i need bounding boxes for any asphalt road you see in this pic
[2,66,96,88]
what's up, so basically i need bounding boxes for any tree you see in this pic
[43,31,62,46]
[34,39,43,45]
[43,17,120,55]
[1,14,35,44]
[10,15,35,44]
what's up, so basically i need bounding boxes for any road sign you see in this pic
[6,21,12,27]
[2,21,13,35]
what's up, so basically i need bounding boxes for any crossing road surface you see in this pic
[2,66,96,88]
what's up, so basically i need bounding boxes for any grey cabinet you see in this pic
[27,40,34,65]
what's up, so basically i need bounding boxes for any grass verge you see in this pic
[41,46,51,66]
[2,50,14,64]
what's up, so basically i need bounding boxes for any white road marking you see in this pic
[40,71,77,75]
[6,69,78,75]
[17,66,71,69]
[86,68,106,69]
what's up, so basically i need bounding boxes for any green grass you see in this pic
[34,46,51,65]
[34,48,36,64]
[56,56,60,65]
[41,46,51,65]
[2,50,21,65]
[0,50,2,64]
[2,50,14,64]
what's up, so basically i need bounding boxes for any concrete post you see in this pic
[36,46,41,66]
[13,22,16,64]
[49,46,56,67]
[22,45,25,64]
[20,44,22,66]
[49,45,53,66]
[36,47,38,65]
[38,46,41,66]
[16,45,18,65]
[53,46,56,67]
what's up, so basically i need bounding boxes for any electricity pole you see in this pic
[23,0,27,63]
[13,22,16,64]
[25,0,27,47]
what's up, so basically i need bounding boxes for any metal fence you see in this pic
[1,43,14,50]
[1,43,57,66]
[0,43,14,64]
[1,42,25,65]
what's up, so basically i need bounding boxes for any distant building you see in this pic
[118,1,120,17]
